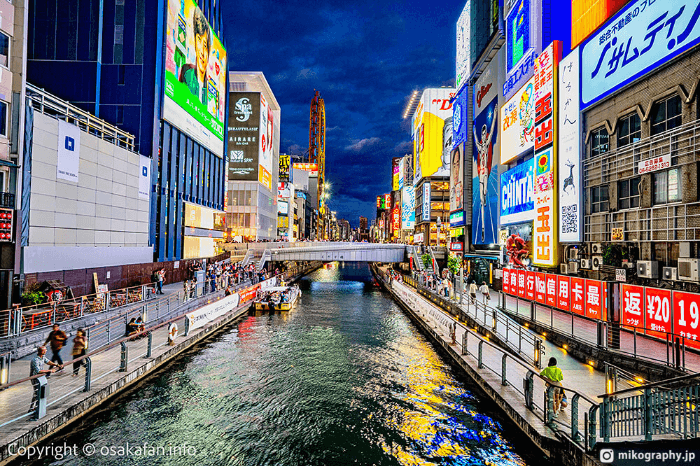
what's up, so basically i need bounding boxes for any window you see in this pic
[617,113,641,148]
[118,65,125,85]
[591,185,609,213]
[0,101,6,137]
[0,32,8,68]
[116,106,124,125]
[651,95,682,136]
[590,127,609,157]
[618,177,640,210]
[654,168,682,204]
[114,25,124,45]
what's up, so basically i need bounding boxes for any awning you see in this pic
[0,159,18,168]
[463,253,500,260]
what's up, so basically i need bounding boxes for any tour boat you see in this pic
[254,285,301,311]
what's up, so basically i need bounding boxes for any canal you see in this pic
[32,263,546,466]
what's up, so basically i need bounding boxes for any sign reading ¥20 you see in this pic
[581,0,700,109]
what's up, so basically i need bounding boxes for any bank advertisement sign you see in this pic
[558,50,582,242]
[412,88,455,184]
[532,41,560,267]
[164,0,227,157]
[401,185,416,230]
[139,155,151,199]
[500,158,534,225]
[422,182,431,222]
[456,1,472,92]
[500,77,535,164]
[581,0,700,109]
[57,120,81,183]
[227,92,260,181]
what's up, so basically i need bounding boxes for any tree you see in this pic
[447,254,462,276]
[421,253,432,270]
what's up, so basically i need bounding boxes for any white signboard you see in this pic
[500,77,535,164]
[638,155,671,174]
[422,182,431,222]
[616,269,627,283]
[139,155,151,199]
[455,2,472,92]
[259,276,278,291]
[558,50,581,243]
[186,293,241,331]
[57,120,81,183]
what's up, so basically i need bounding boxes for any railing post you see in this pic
[119,342,128,372]
[534,339,543,369]
[80,296,86,317]
[462,331,468,355]
[146,332,153,358]
[588,406,598,450]
[142,285,147,302]
[185,316,191,336]
[501,354,508,386]
[51,302,57,324]
[0,354,9,385]
[107,320,111,343]
[644,388,653,441]
[524,371,534,410]
[571,394,580,442]
[478,340,484,369]
[603,396,611,442]
[84,357,92,392]
[105,292,110,311]
[546,385,555,426]
[492,309,497,331]
[31,375,49,420]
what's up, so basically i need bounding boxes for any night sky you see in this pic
[222,0,467,227]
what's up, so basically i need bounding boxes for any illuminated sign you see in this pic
[279,154,291,182]
[392,207,401,231]
[456,2,472,91]
[500,77,535,163]
[572,0,629,48]
[450,211,465,227]
[532,41,560,267]
[413,88,455,184]
[506,0,532,73]
[384,193,392,209]
[392,158,401,191]
[581,0,700,109]
[500,159,535,225]
[401,185,416,229]
[422,183,431,222]
[453,86,468,148]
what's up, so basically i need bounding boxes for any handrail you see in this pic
[602,372,700,398]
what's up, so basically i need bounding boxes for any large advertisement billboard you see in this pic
[456,2,472,92]
[412,88,455,185]
[392,158,401,191]
[450,143,464,213]
[500,158,534,225]
[572,0,630,49]
[258,95,274,190]
[500,77,535,164]
[559,50,582,242]
[401,185,416,230]
[165,0,227,157]
[453,86,468,149]
[581,0,700,109]
[472,59,500,245]
[227,92,260,181]
[506,0,532,74]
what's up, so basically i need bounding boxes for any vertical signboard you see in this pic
[584,279,603,320]
[57,120,81,183]
[456,1,472,92]
[401,185,416,230]
[535,272,546,304]
[258,95,273,190]
[545,274,557,307]
[500,77,535,164]
[517,270,527,298]
[532,42,560,267]
[503,268,511,294]
[502,0,538,101]
[392,158,401,191]
[279,154,290,182]
[558,49,581,242]
[645,287,672,339]
[525,271,536,300]
[621,284,644,330]
[422,183,431,222]
[412,88,455,184]
[450,143,465,213]
[674,291,700,350]
[139,155,151,199]
[570,277,585,315]
[227,93,260,180]
[556,275,570,311]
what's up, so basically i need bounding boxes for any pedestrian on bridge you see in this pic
[28,346,61,416]
[479,282,491,302]
[540,357,565,416]
[44,324,67,369]
[468,282,478,304]
[71,329,87,377]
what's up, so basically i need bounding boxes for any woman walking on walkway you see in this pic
[71,329,88,377]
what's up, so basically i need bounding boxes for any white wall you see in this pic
[24,113,152,272]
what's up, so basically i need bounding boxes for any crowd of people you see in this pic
[255,286,295,307]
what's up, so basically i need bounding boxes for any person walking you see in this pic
[540,357,565,416]
[28,346,61,416]
[71,329,88,377]
[479,282,491,303]
[44,324,67,369]
[157,269,166,294]
[468,282,478,304]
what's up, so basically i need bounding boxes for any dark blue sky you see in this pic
[222,0,467,227]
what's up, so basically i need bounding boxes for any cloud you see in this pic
[393,141,413,154]
[345,137,381,152]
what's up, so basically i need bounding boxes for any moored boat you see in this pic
[254,285,301,311]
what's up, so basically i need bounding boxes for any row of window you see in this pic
[590,95,683,157]
[590,167,682,213]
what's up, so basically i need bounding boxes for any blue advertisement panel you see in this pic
[452,87,468,149]
[471,96,499,245]
[506,0,532,73]
[581,0,700,109]
[401,185,416,230]
[500,159,534,225]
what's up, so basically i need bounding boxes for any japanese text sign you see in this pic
[557,276,570,311]
[621,284,644,330]
[526,271,536,300]
[518,270,528,298]
[645,287,672,339]
[571,277,585,315]
[535,272,547,304]
[584,279,603,320]
[673,291,700,350]
[638,154,671,174]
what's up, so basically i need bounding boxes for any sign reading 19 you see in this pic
[677,298,700,329]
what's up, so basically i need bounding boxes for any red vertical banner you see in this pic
[545,274,557,307]
[556,276,570,311]
[645,287,672,339]
[502,269,511,294]
[620,284,645,331]
[535,273,547,304]
[526,271,536,301]
[584,279,603,320]
[517,270,527,298]
[673,291,700,350]
[570,277,585,315]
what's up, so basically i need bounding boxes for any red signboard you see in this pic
[620,284,644,330]
[545,274,557,307]
[645,287,672,339]
[584,279,603,320]
[535,273,546,304]
[526,271,536,301]
[673,291,700,350]
[570,277,585,316]
[556,276,570,311]
[518,270,527,298]
[502,269,511,294]
[240,284,260,303]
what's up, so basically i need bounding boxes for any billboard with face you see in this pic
[500,77,535,164]
[165,0,227,157]
[412,88,456,185]
[450,143,464,213]
[227,92,260,181]
[258,94,274,190]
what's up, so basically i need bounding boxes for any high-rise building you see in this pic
[309,91,326,212]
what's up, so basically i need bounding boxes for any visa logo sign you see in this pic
[65,136,75,151]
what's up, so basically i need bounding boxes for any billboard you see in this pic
[500,77,535,164]
[279,154,291,182]
[258,94,274,190]
[422,183,431,222]
[558,50,582,242]
[412,88,455,184]
[450,143,465,213]
[57,120,81,183]
[471,59,500,245]
[506,0,532,74]
[392,158,401,191]
[456,1,472,92]
[500,158,534,225]
[401,185,416,230]
[571,0,629,48]
[453,86,468,149]
[164,0,227,157]
[227,93,260,180]
[532,41,560,267]
[581,0,700,109]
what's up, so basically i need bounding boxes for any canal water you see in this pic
[34,263,545,466]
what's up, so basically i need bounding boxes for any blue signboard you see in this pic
[471,96,499,245]
[401,185,415,229]
[581,0,700,109]
[506,0,531,73]
[500,158,534,225]
[452,87,468,149]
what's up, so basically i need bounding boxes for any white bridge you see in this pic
[241,242,413,269]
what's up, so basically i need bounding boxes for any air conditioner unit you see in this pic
[591,243,603,255]
[622,261,636,270]
[580,259,591,269]
[560,263,568,274]
[637,260,659,279]
[568,262,579,274]
[663,267,678,281]
[678,258,700,282]
[592,255,603,271]
[568,248,580,261]
[680,242,692,258]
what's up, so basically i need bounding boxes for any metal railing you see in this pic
[26,83,136,153]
